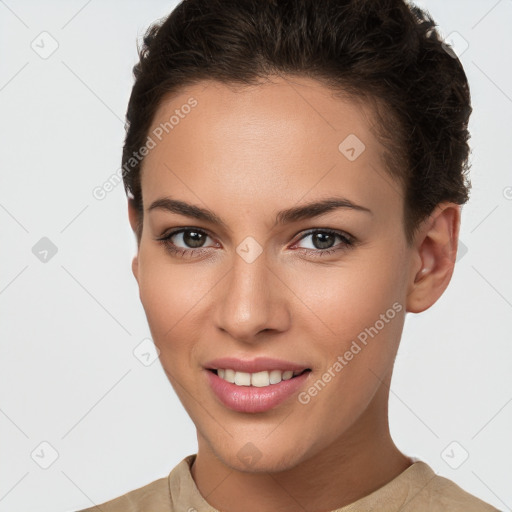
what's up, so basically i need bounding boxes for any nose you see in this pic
[214,249,291,344]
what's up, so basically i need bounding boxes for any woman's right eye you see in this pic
[156,228,217,257]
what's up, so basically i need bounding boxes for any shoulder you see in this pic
[341,461,501,512]
[390,461,500,512]
[75,475,170,512]
[421,466,500,512]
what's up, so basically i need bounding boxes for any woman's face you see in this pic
[131,76,416,472]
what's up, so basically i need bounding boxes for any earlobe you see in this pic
[406,203,461,313]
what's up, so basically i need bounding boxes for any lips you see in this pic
[205,367,311,413]
[203,356,312,412]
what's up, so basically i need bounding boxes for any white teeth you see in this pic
[251,371,269,387]
[224,369,236,383]
[269,370,282,384]
[215,368,306,386]
[234,371,251,386]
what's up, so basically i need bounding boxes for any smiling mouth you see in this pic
[208,368,311,387]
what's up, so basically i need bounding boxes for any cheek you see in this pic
[137,248,204,351]
[291,250,405,339]
[292,259,406,427]
[288,250,407,413]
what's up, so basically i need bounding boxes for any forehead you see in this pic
[147,75,378,147]
[140,76,402,221]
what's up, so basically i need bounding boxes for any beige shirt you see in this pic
[77,454,500,511]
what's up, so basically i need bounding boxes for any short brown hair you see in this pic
[122,0,472,245]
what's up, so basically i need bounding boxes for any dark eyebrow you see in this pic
[273,197,372,226]
[147,198,231,231]
[147,196,372,230]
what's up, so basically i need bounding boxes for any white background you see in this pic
[0,1,511,511]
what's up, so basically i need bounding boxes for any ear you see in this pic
[128,198,141,283]
[406,202,461,313]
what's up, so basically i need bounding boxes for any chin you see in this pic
[213,436,312,474]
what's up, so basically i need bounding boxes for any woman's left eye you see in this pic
[156,227,354,258]
[292,229,354,257]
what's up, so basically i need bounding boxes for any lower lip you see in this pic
[205,369,311,413]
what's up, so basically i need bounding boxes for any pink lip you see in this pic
[204,356,310,373]
[205,368,311,413]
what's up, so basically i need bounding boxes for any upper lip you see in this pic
[204,357,311,373]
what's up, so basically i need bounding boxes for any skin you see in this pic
[128,75,461,512]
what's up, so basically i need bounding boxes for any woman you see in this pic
[79,0,498,510]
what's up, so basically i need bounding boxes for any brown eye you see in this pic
[293,229,355,258]
[179,229,208,248]
[156,228,217,258]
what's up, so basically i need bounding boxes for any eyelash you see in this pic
[156,227,355,259]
